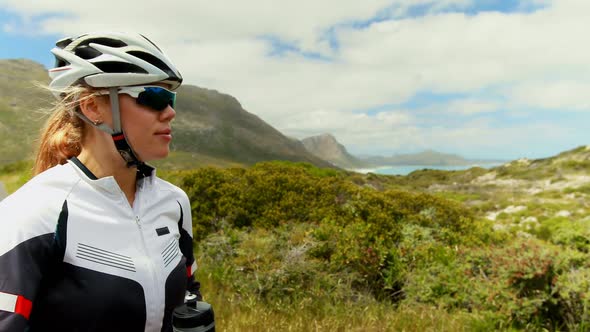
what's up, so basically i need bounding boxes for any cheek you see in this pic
[120,106,145,136]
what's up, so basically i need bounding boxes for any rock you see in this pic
[492,223,506,231]
[486,211,500,221]
[504,205,527,214]
[556,210,571,217]
[521,217,539,230]
[473,172,497,183]
[516,231,532,238]
[527,188,543,195]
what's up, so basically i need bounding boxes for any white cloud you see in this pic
[2,23,14,33]
[443,99,500,115]
[507,80,590,111]
[1,0,588,158]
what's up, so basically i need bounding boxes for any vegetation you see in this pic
[2,146,590,331]
[0,159,33,194]
[158,150,590,331]
[2,141,589,331]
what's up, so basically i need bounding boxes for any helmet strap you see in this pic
[107,87,144,168]
[74,88,153,175]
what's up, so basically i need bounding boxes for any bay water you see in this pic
[354,163,503,176]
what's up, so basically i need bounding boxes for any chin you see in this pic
[140,149,170,162]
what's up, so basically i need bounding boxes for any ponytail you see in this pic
[33,86,90,175]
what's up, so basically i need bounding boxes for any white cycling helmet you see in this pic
[48,31,183,98]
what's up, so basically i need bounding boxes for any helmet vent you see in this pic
[127,51,174,76]
[55,58,70,68]
[82,37,128,48]
[93,61,148,74]
[56,37,74,49]
[75,45,103,59]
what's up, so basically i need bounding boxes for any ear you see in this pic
[78,93,106,124]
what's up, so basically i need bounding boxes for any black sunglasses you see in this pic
[99,85,177,111]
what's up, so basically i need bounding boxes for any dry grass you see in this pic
[198,275,485,332]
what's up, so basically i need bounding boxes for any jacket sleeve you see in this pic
[177,192,199,297]
[0,193,65,331]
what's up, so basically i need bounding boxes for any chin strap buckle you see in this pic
[112,132,141,167]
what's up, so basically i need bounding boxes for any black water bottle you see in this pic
[172,293,215,332]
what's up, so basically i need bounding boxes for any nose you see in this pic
[160,104,176,121]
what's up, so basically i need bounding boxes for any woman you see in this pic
[0,32,200,331]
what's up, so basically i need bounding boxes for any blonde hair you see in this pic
[33,86,96,175]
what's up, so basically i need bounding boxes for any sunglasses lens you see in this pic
[136,87,176,111]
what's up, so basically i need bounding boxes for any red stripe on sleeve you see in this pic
[15,295,32,319]
[186,266,192,278]
[112,134,125,141]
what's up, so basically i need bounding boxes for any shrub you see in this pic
[176,161,479,303]
[403,238,590,330]
[534,217,590,252]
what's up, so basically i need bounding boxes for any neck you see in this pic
[77,149,138,207]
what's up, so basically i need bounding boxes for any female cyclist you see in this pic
[0,32,200,331]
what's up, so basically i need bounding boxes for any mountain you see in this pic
[0,59,332,169]
[171,85,331,167]
[362,149,491,166]
[0,59,51,164]
[301,133,368,169]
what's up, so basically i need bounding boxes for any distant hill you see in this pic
[490,144,590,180]
[362,149,499,166]
[301,133,368,169]
[0,59,332,169]
[0,59,52,164]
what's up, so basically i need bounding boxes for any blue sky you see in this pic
[0,0,587,161]
[0,9,60,67]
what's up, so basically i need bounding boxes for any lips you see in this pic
[155,128,172,135]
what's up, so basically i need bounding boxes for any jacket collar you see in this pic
[68,157,156,194]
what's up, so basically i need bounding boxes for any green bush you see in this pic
[0,159,33,194]
[163,160,590,330]
[177,161,479,303]
[403,238,590,330]
[534,217,590,252]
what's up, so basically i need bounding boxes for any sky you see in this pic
[0,0,588,160]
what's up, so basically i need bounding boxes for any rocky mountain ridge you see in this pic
[301,133,367,169]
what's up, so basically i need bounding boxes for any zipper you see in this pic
[135,214,161,330]
[124,184,163,331]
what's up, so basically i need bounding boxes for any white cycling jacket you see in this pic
[0,158,197,332]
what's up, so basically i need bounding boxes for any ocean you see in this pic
[353,163,503,176]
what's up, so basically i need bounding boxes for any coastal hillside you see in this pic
[301,133,368,169]
[0,59,51,164]
[363,149,484,166]
[163,144,590,330]
[0,59,332,168]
